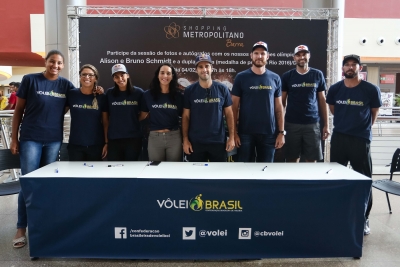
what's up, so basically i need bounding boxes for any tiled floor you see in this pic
[1,172,400,267]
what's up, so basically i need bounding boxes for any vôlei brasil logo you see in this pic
[157,194,242,212]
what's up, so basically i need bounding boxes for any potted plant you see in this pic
[395,94,400,107]
[394,94,400,120]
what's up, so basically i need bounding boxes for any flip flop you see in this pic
[13,236,27,248]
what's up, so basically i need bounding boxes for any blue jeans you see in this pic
[237,134,276,162]
[17,140,61,228]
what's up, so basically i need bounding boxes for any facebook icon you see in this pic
[115,227,127,239]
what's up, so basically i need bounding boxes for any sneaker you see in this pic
[364,219,370,235]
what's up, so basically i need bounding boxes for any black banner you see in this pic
[79,17,328,90]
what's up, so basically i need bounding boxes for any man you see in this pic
[5,82,18,110]
[281,45,330,162]
[326,54,382,235]
[231,41,285,162]
[182,54,235,162]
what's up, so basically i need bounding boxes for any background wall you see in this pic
[343,19,400,60]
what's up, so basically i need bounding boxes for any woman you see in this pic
[10,50,75,248]
[105,64,143,161]
[66,64,108,161]
[139,63,183,161]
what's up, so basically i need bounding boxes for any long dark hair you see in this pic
[112,74,134,97]
[149,63,178,102]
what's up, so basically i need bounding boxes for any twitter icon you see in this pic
[182,227,196,240]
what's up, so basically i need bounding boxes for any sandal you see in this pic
[13,236,27,248]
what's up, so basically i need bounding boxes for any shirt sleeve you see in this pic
[67,80,75,90]
[103,91,110,113]
[317,71,327,92]
[281,72,289,92]
[140,93,149,112]
[274,76,282,98]
[326,84,337,105]
[223,85,233,108]
[370,84,382,108]
[16,75,30,99]
[136,89,144,115]
[65,90,71,107]
[177,92,184,116]
[231,74,242,97]
[99,95,108,112]
[183,87,191,109]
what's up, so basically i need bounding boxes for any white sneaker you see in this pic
[364,219,370,235]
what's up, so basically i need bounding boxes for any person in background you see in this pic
[5,82,19,110]
[66,64,108,161]
[182,54,235,162]
[0,90,8,110]
[139,63,183,162]
[177,77,191,94]
[105,64,143,161]
[326,54,382,236]
[10,50,75,248]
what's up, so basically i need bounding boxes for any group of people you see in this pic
[10,41,381,247]
[0,81,20,110]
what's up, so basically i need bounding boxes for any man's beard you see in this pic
[296,61,306,68]
[343,71,358,79]
[252,59,266,67]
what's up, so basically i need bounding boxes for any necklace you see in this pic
[80,87,99,110]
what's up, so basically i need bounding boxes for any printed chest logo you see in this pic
[336,99,364,106]
[291,82,317,88]
[193,98,221,104]
[72,103,98,110]
[37,90,66,98]
[152,103,177,109]
[249,85,272,90]
[111,99,138,106]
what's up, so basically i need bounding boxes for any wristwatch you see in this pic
[278,130,286,135]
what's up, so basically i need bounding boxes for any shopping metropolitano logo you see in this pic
[164,22,180,39]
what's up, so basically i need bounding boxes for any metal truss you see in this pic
[325,16,339,163]
[326,17,339,88]
[68,6,338,20]
[68,6,338,87]
[68,16,80,88]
